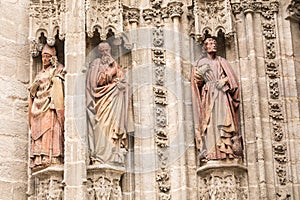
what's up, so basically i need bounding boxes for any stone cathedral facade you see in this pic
[0,0,299,200]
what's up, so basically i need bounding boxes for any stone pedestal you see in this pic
[30,166,64,200]
[197,160,248,200]
[87,164,125,200]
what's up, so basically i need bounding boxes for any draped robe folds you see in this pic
[28,64,65,168]
[86,58,134,164]
[191,56,242,161]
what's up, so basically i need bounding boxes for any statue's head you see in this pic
[98,42,111,57]
[202,37,217,54]
[98,42,114,65]
[41,44,56,67]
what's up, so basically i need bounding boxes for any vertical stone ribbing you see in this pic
[283,1,300,198]
[64,0,87,199]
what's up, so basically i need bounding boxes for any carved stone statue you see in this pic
[28,44,65,170]
[86,42,134,165]
[191,37,242,163]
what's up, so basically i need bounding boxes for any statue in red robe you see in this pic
[28,44,65,170]
[191,37,243,163]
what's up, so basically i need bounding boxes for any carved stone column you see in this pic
[63,0,87,199]
[197,161,248,200]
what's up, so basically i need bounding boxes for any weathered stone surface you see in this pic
[0,1,30,200]
[0,0,299,199]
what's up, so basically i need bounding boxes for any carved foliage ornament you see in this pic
[198,172,248,200]
[150,24,171,199]
[154,86,167,105]
[123,6,140,26]
[142,7,168,26]
[152,48,166,85]
[127,7,140,24]
[195,0,234,44]
[155,129,168,148]
[262,22,276,39]
[167,1,184,19]
[156,171,171,192]
[153,27,164,47]
[266,40,276,59]
[260,1,289,190]
[87,175,122,200]
[142,1,183,26]
[35,177,63,200]
[231,1,279,19]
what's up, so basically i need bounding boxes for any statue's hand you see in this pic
[116,79,126,90]
[105,65,117,77]
[216,77,229,90]
[97,73,106,86]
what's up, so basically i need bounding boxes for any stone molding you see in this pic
[231,0,279,17]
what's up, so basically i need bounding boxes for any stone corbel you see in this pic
[123,5,140,26]
[142,8,154,23]
[128,7,140,24]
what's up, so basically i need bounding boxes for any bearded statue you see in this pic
[86,42,134,165]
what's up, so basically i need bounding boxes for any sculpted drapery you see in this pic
[28,44,65,169]
[191,38,242,162]
[86,42,134,165]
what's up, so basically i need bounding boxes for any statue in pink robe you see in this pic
[28,44,65,170]
[191,37,243,163]
[86,42,134,165]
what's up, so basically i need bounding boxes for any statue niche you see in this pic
[191,36,243,165]
[86,40,134,166]
[28,35,66,171]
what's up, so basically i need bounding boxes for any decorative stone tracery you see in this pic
[194,0,235,43]
[85,0,123,40]
[29,0,66,56]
